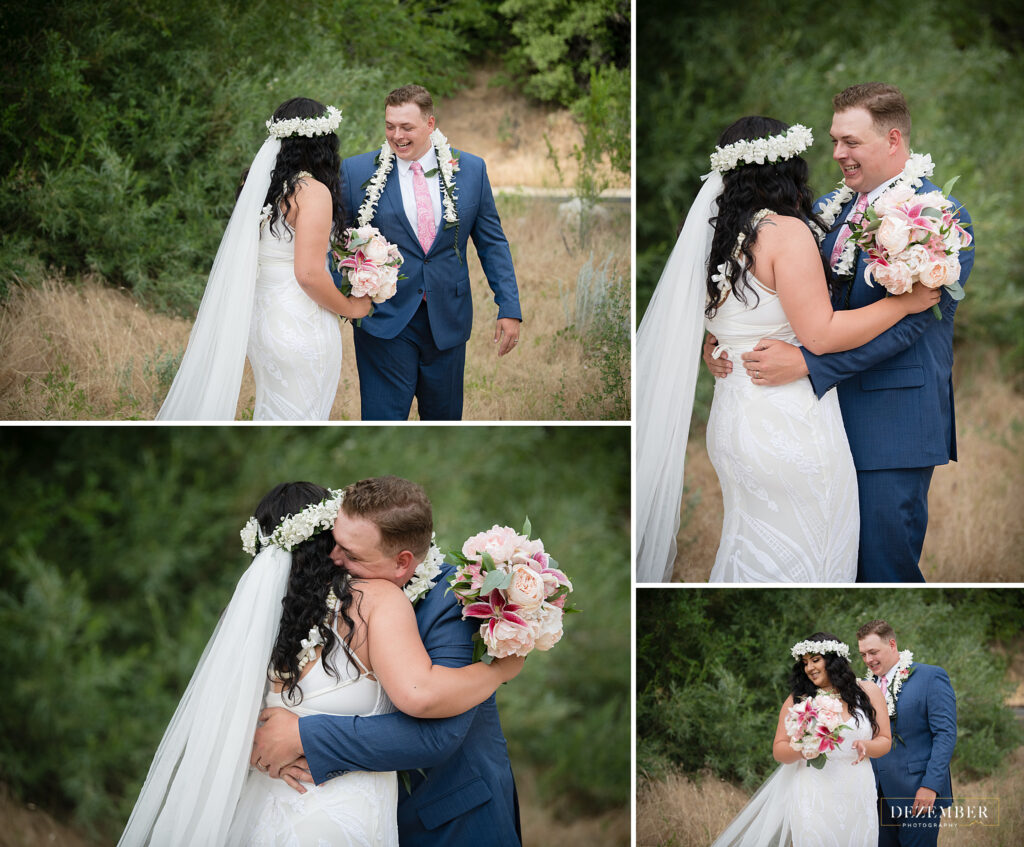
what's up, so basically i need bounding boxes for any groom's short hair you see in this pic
[385,85,434,119]
[341,476,433,558]
[857,619,897,642]
[833,83,911,140]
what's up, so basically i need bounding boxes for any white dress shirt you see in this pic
[395,148,442,236]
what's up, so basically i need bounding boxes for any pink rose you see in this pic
[372,265,399,302]
[349,263,383,297]
[363,234,391,265]
[507,564,546,611]
[530,603,564,651]
[481,618,535,658]
[922,256,959,289]
[876,215,912,255]
[462,525,525,564]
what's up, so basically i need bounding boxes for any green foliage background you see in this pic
[636,588,1024,788]
[0,426,630,836]
[637,0,1024,381]
[0,0,629,315]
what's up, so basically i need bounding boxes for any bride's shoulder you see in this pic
[350,577,406,605]
[756,213,818,251]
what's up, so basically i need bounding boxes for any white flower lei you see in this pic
[812,152,935,277]
[709,124,814,174]
[266,105,342,139]
[790,639,850,660]
[866,649,914,717]
[240,489,344,555]
[404,535,444,605]
[356,128,460,229]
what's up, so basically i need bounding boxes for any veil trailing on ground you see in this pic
[118,545,291,846]
[709,763,797,846]
[636,171,723,582]
[156,138,281,421]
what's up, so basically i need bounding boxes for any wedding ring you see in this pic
[756,370,760,379]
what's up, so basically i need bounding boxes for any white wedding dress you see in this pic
[228,641,399,846]
[246,215,343,420]
[705,265,858,582]
[711,709,878,847]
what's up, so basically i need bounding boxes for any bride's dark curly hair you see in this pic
[789,631,878,735]
[261,97,346,243]
[705,116,833,318]
[254,482,360,703]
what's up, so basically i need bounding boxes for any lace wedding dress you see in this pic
[712,709,878,847]
[705,262,858,582]
[246,215,343,420]
[227,641,399,846]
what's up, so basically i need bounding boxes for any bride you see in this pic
[636,116,940,582]
[711,633,891,846]
[157,99,372,421]
[118,482,522,845]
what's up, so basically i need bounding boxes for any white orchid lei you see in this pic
[357,128,462,261]
[709,124,814,174]
[405,535,445,605]
[790,639,850,660]
[812,152,935,278]
[866,649,914,717]
[266,105,342,139]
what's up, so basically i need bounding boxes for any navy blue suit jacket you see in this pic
[871,662,957,808]
[340,149,522,351]
[298,565,520,846]
[801,179,974,471]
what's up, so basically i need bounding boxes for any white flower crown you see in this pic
[710,124,814,174]
[240,489,345,555]
[266,105,343,139]
[790,639,850,660]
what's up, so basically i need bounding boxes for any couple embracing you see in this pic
[637,83,974,583]
[712,620,957,847]
[120,476,523,845]
[158,85,522,422]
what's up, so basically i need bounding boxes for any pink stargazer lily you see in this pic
[462,589,530,631]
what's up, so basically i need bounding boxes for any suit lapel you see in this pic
[381,169,420,249]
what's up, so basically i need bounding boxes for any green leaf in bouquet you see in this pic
[481,551,496,572]
[480,568,511,595]
[808,755,827,770]
[546,556,560,569]
[471,635,492,664]
[521,516,532,536]
[921,206,943,219]
[945,281,966,301]
[941,175,961,197]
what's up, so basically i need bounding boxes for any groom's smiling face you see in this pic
[830,106,904,194]
[385,102,436,161]
[331,510,418,587]
[858,633,900,676]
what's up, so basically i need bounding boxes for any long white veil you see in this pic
[636,171,723,582]
[156,138,281,421]
[709,763,798,846]
[118,545,291,846]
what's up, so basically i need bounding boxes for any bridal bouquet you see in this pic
[851,178,972,320]
[785,694,851,769]
[331,225,404,308]
[447,519,575,662]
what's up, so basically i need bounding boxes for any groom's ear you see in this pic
[394,549,419,582]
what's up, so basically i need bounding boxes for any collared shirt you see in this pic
[864,169,907,207]
[395,147,442,235]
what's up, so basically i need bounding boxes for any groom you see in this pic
[341,85,523,420]
[857,619,957,847]
[706,83,974,581]
[251,476,521,846]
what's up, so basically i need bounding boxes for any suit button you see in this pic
[418,289,423,294]
[424,259,430,264]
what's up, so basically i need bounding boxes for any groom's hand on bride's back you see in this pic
[742,338,809,386]
[251,707,304,780]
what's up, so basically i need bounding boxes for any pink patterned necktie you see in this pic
[410,161,436,253]
[879,674,888,692]
[830,192,869,266]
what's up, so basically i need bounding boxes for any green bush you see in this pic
[636,588,1024,788]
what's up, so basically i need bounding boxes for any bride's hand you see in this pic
[491,654,526,682]
[852,740,869,764]
[346,294,373,319]
[898,282,942,315]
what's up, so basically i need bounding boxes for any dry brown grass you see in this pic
[669,352,1024,582]
[0,196,628,421]
[637,748,1024,847]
